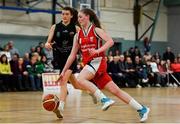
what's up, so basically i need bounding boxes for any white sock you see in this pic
[59,101,65,111]
[94,89,107,101]
[129,98,143,110]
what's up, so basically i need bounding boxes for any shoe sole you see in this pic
[140,108,150,122]
[102,100,115,111]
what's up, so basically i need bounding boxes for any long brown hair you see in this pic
[62,7,78,24]
[80,8,101,28]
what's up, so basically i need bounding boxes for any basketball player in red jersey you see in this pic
[58,8,150,122]
[45,7,114,119]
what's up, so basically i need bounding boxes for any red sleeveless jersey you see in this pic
[78,24,105,65]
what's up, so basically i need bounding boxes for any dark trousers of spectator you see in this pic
[125,72,138,88]
[14,74,30,91]
[110,73,127,88]
[29,75,42,91]
[0,74,16,91]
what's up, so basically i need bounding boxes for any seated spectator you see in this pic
[134,56,149,86]
[10,53,20,91]
[163,47,175,63]
[107,50,113,62]
[0,54,13,91]
[153,52,161,60]
[118,55,128,87]
[41,55,54,72]
[26,56,44,91]
[134,46,142,59]
[23,52,30,67]
[147,58,162,87]
[17,58,30,91]
[157,59,168,87]
[107,56,124,87]
[171,59,180,86]
[124,57,139,88]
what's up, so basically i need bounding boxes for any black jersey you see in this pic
[52,21,77,71]
[53,21,76,54]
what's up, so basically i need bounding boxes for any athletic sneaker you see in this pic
[101,98,115,111]
[53,109,63,119]
[137,106,150,122]
[89,93,98,104]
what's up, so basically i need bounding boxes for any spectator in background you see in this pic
[0,54,13,91]
[35,45,44,57]
[163,47,175,63]
[10,53,20,90]
[29,46,36,59]
[26,55,44,91]
[17,58,30,91]
[23,52,30,67]
[115,49,120,56]
[147,58,161,87]
[7,41,19,57]
[3,44,10,52]
[107,50,113,62]
[39,42,46,55]
[134,56,148,86]
[156,59,168,87]
[134,46,142,58]
[153,52,161,60]
[40,55,53,72]
[118,54,127,87]
[143,37,151,52]
[108,56,122,87]
[124,57,139,88]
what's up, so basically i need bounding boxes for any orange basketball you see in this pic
[42,94,59,111]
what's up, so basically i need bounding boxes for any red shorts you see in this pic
[84,57,112,89]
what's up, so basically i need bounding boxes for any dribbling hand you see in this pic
[45,42,54,50]
[55,71,65,85]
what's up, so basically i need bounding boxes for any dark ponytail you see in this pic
[62,6,78,24]
[80,8,101,28]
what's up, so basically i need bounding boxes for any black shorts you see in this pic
[52,51,77,73]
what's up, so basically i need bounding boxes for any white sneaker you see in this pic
[142,78,149,83]
[53,109,63,119]
[173,83,178,87]
[136,84,142,88]
[101,98,115,111]
[137,106,150,122]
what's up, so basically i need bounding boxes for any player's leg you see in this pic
[104,80,150,122]
[77,68,115,111]
[53,69,72,119]
[69,74,97,104]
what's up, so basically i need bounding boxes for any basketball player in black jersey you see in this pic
[45,7,111,119]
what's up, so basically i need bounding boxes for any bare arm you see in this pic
[95,27,114,54]
[61,34,80,74]
[45,25,55,49]
[89,28,114,56]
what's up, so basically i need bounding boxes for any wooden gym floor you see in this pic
[0,87,180,123]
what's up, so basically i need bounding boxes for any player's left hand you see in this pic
[88,48,98,57]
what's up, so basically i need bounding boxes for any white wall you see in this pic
[0,0,167,41]
[100,0,167,41]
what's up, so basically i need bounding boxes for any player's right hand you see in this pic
[55,71,65,85]
[45,42,53,49]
